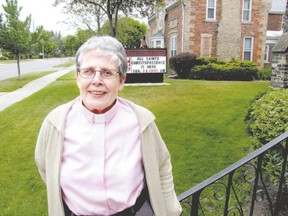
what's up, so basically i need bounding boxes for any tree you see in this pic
[50,31,63,57]
[0,0,31,78]
[31,26,62,58]
[31,26,50,58]
[76,29,97,45]
[60,3,105,33]
[101,16,147,48]
[62,35,80,56]
[54,0,165,37]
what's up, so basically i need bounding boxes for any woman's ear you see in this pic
[118,76,126,91]
[76,72,81,89]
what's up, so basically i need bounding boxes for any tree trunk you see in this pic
[108,15,115,37]
[97,14,101,33]
[17,53,21,79]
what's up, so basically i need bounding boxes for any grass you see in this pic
[54,60,75,68]
[0,60,18,64]
[0,73,269,215]
[0,70,57,92]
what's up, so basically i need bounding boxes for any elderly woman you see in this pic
[35,36,182,216]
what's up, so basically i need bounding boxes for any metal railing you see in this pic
[177,131,288,216]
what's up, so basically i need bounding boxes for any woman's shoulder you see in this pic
[44,98,78,126]
[119,97,156,128]
[120,98,153,116]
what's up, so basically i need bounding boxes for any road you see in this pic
[0,57,75,81]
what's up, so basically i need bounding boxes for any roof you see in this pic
[272,32,288,52]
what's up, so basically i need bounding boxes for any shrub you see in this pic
[31,55,40,59]
[257,67,272,80]
[0,56,8,60]
[190,59,257,81]
[245,89,288,184]
[195,57,226,66]
[246,90,288,145]
[0,50,11,60]
[169,52,197,78]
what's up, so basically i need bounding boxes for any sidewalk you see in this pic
[0,66,75,112]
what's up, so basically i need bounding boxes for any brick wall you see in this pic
[267,14,284,31]
[188,0,219,57]
[148,16,157,44]
[165,2,183,58]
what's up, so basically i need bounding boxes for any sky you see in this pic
[2,0,148,36]
[8,0,75,36]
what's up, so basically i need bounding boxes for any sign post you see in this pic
[126,48,167,83]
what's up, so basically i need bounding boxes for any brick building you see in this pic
[265,0,286,67]
[148,0,285,68]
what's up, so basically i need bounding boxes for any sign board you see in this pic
[126,49,167,74]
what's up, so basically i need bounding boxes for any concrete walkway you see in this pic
[0,66,74,112]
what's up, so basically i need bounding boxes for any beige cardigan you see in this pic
[35,97,182,216]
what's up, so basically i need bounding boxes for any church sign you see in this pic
[125,49,167,83]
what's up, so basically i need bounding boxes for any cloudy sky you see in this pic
[2,0,148,36]
[15,0,74,36]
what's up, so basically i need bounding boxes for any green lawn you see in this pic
[0,73,269,215]
[0,71,57,92]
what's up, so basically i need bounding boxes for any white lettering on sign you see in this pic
[127,56,166,73]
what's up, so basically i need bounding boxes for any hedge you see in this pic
[190,59,258,81]
[245,89,288,185]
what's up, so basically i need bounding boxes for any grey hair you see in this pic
[75,35,127,77]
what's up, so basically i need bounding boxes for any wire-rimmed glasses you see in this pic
[78,67,119,79]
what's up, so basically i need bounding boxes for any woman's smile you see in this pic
[89,90,107,96]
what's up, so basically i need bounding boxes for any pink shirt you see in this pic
[60,98,145,215]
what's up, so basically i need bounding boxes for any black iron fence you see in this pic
[177,131,288,216]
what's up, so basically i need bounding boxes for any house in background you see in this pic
[264,0,286,67]
[148,0,285,68]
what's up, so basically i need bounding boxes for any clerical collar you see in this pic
[79,99,118,124]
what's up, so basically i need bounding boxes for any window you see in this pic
[243,37,254,61]
[170,36,177,57]
[242,0,252,22]
[150,39,164,48]
[156,40,162,48]
[207,0,216,20]
[264,45,269,63]
[200,34,212,58]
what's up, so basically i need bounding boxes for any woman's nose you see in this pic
[92,71,103,83]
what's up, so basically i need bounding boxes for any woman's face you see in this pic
[76,51,126,114]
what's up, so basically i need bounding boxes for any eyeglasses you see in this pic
[78,67,119,79]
